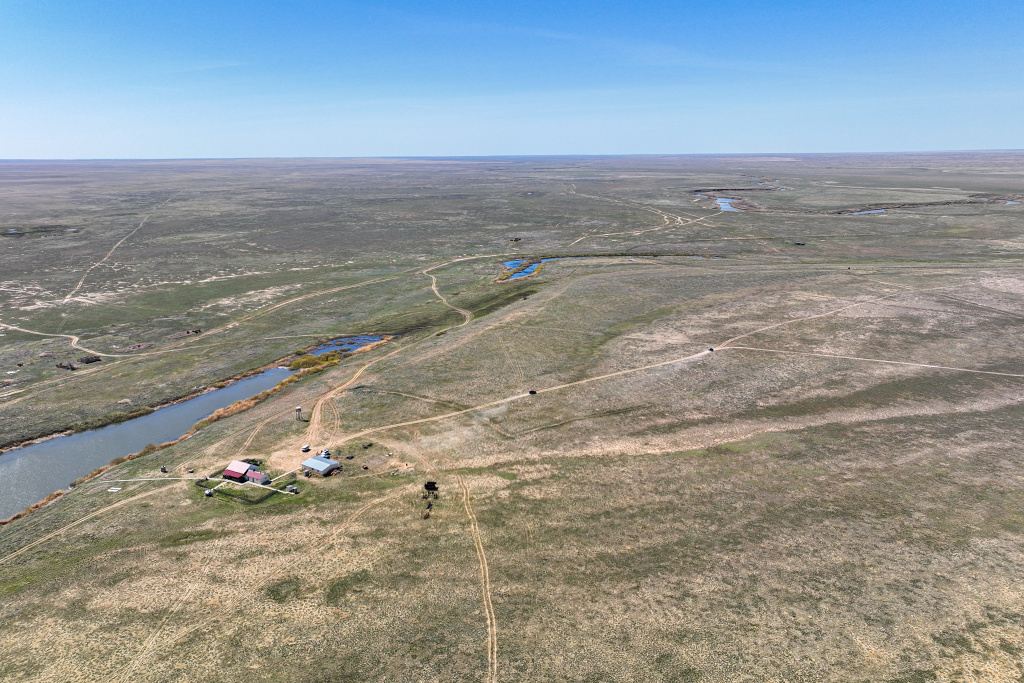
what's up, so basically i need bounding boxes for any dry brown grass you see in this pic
[4,155,1024,681]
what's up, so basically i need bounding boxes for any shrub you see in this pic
[266,577,302,602]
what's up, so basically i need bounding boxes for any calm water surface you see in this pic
[309,335,385,355]
[501,258,564,280]
[0,368,292,519]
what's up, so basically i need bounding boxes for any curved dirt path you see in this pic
[427,273,473,325]
[325,281,1015,447]
[422,258,481,326]
[0,322,118,358]
[296,257,489,454]
[2,254,504,410]
[458,475,498,683]
[0,276,418,411]
[303,340,404,452]
[564,185,720,245]
[62,191,184,304]
[332,349,712,445]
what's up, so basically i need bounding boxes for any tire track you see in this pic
[0,323,119,358]
[0,487,164,566]
[564,186,718,246]
[424,271,473,326]
[125,482,417,663]
[62,191,183,304]
[117,581,200,682]
[458,475,497,683]
[724,346,1024,378]
[332,349,713,445]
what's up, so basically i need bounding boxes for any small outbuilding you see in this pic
[302,456,340,477]
[245,470,270,485]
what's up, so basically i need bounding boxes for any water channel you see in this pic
[0,367,293,519]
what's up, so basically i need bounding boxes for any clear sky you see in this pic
[2,0,1022,158]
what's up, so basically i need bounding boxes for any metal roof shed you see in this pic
[245,470,270,485]
[302,456,340,476]
[223,466,248,481]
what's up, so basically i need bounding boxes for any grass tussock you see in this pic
[288,349,345,370]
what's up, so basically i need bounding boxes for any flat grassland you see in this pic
[1,154,1024,682]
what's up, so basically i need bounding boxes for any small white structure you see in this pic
[302,456,340,477]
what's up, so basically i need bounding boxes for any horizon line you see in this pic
[2,149,1024,163]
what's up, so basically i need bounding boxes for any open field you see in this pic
[2,153,1024,681]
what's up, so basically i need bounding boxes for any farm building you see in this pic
[245,470,270,485]
[302,456,340,476]
[223,460,256,481]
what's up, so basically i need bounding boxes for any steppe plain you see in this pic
[1,153,1023,682]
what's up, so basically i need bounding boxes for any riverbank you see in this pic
[0,335,393,523]
[0,356,290,456]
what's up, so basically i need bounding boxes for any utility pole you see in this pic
[295,406,302,421]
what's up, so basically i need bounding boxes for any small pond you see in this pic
[846,209,886,215]
[0,367,294,520]
[1007,201,1020,205]
[502,258,563,280]
[716,198,741,211]
[309,335,385,356]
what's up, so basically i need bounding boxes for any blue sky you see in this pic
[1,0,1022,158]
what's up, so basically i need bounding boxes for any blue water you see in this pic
[846,209,886,215]
[0,367,295,519]
[309,335,385,356]
[1007,201,1020,205]
[716,198,741,211]
[502,258,563,280]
